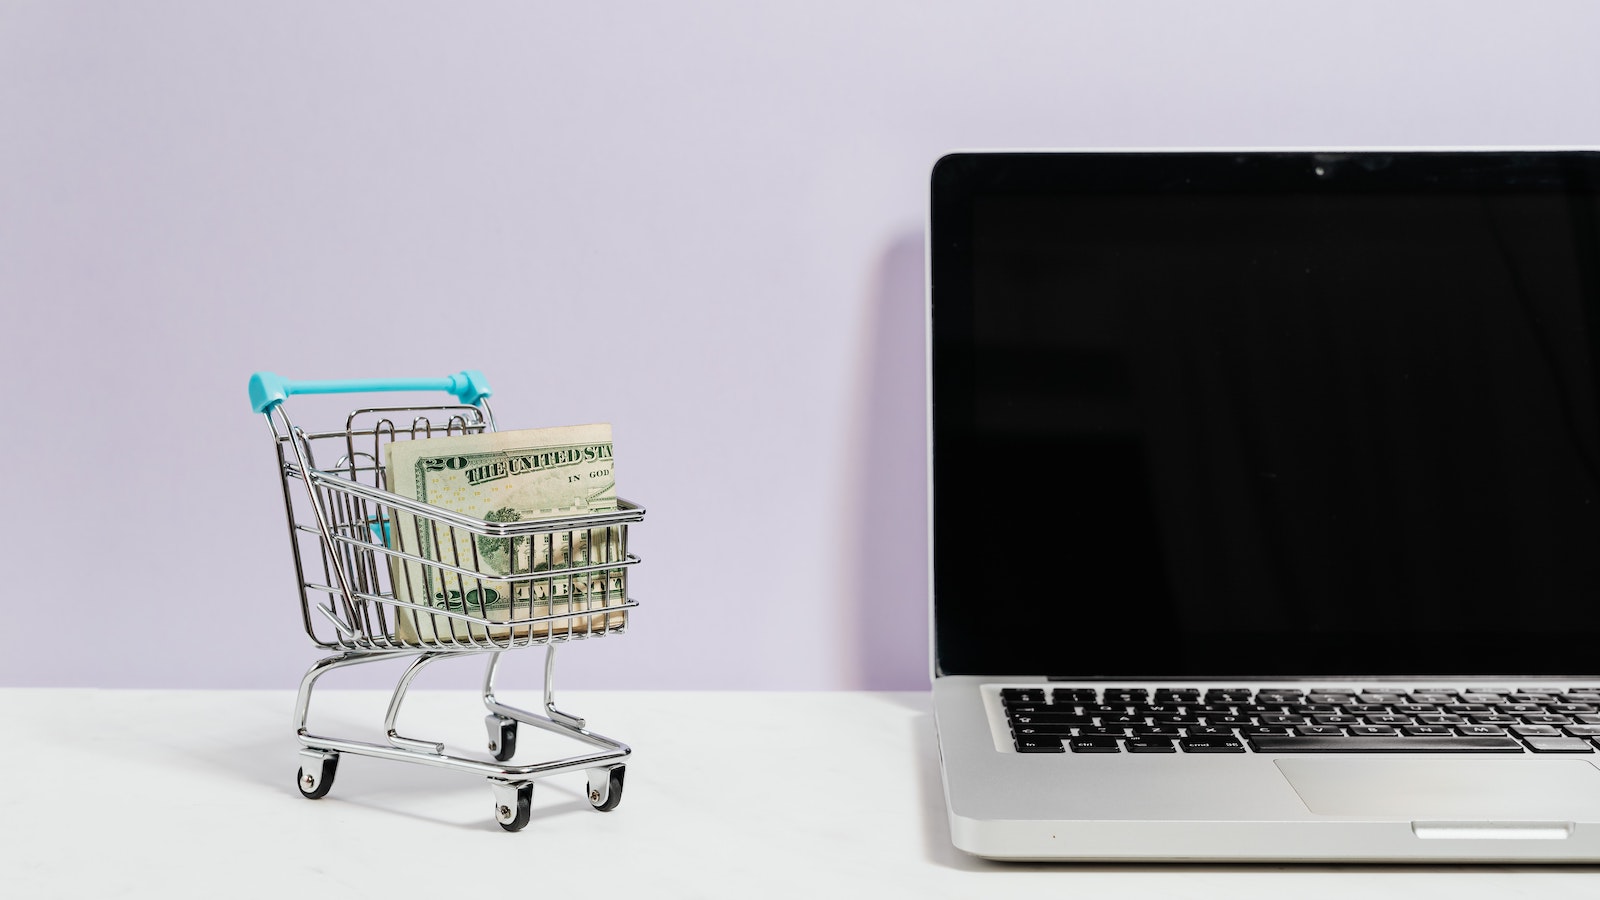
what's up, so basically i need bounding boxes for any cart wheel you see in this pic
[296,752,338,800]
[588,765,625,812]
[495,782,534,832]
[487,714,517,762]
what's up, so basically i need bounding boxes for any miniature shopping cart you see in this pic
[249,370,643,831]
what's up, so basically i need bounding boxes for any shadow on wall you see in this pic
[853,232,930,690]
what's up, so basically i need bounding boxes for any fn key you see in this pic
[1015,736,1064,753]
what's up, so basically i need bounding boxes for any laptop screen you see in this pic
[930,151,1600,679]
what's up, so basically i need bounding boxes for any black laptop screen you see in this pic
[931,151,1600,678]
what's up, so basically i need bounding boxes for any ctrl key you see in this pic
[1015,736,1064,753]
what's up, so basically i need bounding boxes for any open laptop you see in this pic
[928,149,1600,862]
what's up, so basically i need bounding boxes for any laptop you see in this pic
[928,149,1600,862]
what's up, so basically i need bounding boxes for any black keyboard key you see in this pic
[1522,714,1573,726]
[1343,704,1390,715]
[1458,725,1507,737]
[1312,715,1359,726]
[1206,689,1253,702]
[1391,704,1437,716]
[1001,688,1046,704]
[1261,714,1307,726]
[1359,692,1407,703]
[1403,725,1454,736]
[1209,715,1254,727]
[1101,714,1147,727]
[1409,691,1458,702]
[1154,689,1201,702]
[1549,704,1596,715]
[1003,703,1051,717]
[1052,688,1097,703]
[1365,714,1413,726]
[1080,727,1131,738]
[1349,725,1398,736]
[1126,737,1176,753]
[1187,726,1236,737]
[1418,714,1466,725]
[1103,689,1148,702]
[1296,725,1345,737]
[1498,703,1544,715]
[1011,724,1078,736]
[1069,736,1121,753]
[1470,716,1518,726]
[1240,726,1294,736]
[1010,713,1094,726]
[1512,725,1562,737]
[1133,725,1183,737]
[1308,691,1356,703]
[1564,725,1600,737]
[1015,736,1063,752]
[1191,704,1235,715]
[1576,715,1600,725]
[1523,737,1594,753]
[1151,714,1203,727]
[1509,692,1560,703]
[1255,690,1304,703]
[1181,737,1245,753]
[1250,735,1524,753]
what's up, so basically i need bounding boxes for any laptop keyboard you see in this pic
[1003,686,1600,754]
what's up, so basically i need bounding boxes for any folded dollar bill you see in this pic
[379,423,626,645]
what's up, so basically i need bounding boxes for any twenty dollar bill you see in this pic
[380,424,625,644]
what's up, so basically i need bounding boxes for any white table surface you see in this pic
[5,688,1599,898]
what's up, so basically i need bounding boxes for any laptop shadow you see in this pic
[852,231,932,692]
[907,711,1600,873]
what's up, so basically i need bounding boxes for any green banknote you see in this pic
[380,424,624,645]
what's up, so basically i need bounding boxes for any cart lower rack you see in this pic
[250,370,644,831]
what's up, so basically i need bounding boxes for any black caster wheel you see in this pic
[487,715,517,762]
[588,765,625,812]
[495,782,534,832]
[296,752,338,800]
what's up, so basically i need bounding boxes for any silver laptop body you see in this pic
[928,149,1600,862]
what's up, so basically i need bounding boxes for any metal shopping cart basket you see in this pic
[248,370,643,831]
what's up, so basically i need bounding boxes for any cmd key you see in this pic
[1180,737,1245,753]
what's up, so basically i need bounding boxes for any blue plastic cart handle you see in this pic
[248,370,492,413]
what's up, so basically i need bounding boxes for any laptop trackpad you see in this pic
[1276,758,1600,818]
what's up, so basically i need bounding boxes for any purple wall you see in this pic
[3,2,1599,689]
